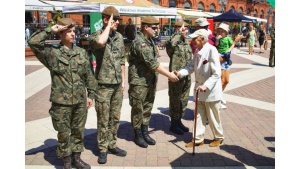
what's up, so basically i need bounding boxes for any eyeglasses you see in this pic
[151,26,158,30]
[113,17,120,21]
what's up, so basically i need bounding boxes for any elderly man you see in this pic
[89,6,126,164]
[175,29,225,148]
[28,18,97,169]
[128,16,179,148]
[166,21,193,135]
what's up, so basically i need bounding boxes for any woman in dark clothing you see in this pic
[258,25,266,53]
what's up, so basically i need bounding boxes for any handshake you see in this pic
[168,70,181,82]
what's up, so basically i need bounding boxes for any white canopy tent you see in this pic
[177,9,213,19]
[63,3,177,16]
[25,0,53,11]
[41,0,82,11]
[245,15,267,23]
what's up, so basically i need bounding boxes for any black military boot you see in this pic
[169,119,184,135]
[141,125,156,145]
[98,151,107,164]
[62,156,72,169]
[134,129,148,148]
[72,152,91,169]
[177,118,189,132]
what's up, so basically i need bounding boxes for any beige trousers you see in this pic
[193,101,224,143]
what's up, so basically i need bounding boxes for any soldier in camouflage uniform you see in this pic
[166,21,193,135]
[124,18,136,58]
[269,27,275,67]
[128,16,179,148]
[88,6,127,164]
[28,18,97,169]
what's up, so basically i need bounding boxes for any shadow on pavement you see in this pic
[168,144,275,167]
[265,136,275,152]
[251,63,269,67]
[220,145,275,166]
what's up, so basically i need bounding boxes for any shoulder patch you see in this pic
[141,43,146,47]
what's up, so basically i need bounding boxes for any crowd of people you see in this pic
[27,6,274,169]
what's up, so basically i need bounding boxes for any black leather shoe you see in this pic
[62,156,72,169]
[178,119,189,132]
[141,125,156,145]
[170,119,184,135]
[108,147,127,156]
[98,152,107,164]
[134,129,148,148]
[72,152,91,169]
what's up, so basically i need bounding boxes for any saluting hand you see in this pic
[108,14,115,30]
[51,24,68,33]
[179,23,185,32]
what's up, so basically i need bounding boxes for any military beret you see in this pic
[141,16,159,25]
[102,6,120,17]
[174,21,189,27]
[57,18,75,29]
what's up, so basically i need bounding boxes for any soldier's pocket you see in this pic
[49,105,68,132]
[129,91,142,107]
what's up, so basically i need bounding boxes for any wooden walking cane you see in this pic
[193,89,199,156]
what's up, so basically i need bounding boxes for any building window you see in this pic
[39,12,48,24]
[152,0,159,5]
[184,1,191,9]
[260,10,264,18]
[246,8,250,15]
[169,0,176,8]
[230,6,235,10]
[238,7,243,14]
[198,3,203,10]
[253,10,257,17]
[210,4,215,12]
[261,0,264,2]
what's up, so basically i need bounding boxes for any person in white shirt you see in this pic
[174,29,225,147]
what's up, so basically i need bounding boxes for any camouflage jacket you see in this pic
[168,32,193,72]
[89,29,125,84]
[128,31,159,87]
[27,27,97,105]
[270,28,275,43]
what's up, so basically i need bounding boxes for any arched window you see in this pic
[230,6,235,10]
[169,0,176,8]
[246,8,250,15]
[260,10,264,18]
[198,3,204,10]
[253,9,257,17]
[210,4,215,12]
[238,7,243,14]
[152,0,159,5]
[184,1,191,9]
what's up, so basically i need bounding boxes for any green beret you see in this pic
[141,16,159,25]
[174,21,189,27]
[57,18,75,29]
[102,6,120,17]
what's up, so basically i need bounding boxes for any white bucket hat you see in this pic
[217,22,229,34]
[188,29,210,38]
[195,18,210,27]
[218,22,229,34]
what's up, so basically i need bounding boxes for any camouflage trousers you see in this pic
[269,42,275,66]
[95,83,123,152]
[129,85,156,129]
[168,76,191,119]
[49,102,87,158]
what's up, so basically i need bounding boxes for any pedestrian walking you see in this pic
[166,21,193,135]
[269,27,275,67]
[174,29,224,148]
[27,18,97,169]
[89,6,127,164]
[258,25,266,53]
[128,16,179,148]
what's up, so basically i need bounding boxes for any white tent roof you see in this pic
[63,3,177,16]
[204,12,222,17]
[245,15,267,23]
[42,0,82,11]
[177,9,213,19]
[25,0,53,11]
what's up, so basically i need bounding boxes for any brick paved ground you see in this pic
[25,46,275,168]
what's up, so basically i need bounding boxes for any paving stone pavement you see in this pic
[25,45,275,169]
